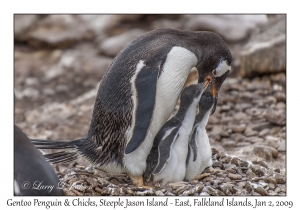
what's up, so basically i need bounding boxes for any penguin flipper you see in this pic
[153,128,179,174]
[125,65,160,154]
[190,128,198,162]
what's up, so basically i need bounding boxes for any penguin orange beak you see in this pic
[205,75,218,115]
[205,71,229,114]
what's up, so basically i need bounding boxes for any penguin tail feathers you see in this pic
[44,150,79,164]
[31,139,81,149]
[31,138,82,164]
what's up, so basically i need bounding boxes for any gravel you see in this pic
[53,148,286,196]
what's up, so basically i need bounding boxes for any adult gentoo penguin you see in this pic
[14,125,64,196]
[144,81,209,185]
[32,28,231,186]
[185,85,214,181]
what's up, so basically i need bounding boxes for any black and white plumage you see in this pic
[185,85,214,181]
[31,28,231,186]
[144,81,209,185]
[14,125,64,196]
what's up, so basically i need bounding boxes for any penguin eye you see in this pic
[212,70,217,77]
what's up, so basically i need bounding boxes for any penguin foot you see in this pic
[129,174,152,189]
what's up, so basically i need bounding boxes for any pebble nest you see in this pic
[56,148,286,196]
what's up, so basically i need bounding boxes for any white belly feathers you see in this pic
[123,47,197,176]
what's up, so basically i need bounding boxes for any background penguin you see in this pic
[14,125,64,196]
[32,28,231,186]
[144,81,209,185]
[185,85,214,181]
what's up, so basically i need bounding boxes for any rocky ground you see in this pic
[14,14,286,196]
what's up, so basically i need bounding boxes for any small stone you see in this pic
[223,177,232,183]
[202,176,215,183]
[266,177,277,185]
[268,190,277,196]
[211,148,219,155]
[99,29,146,57]
[231,133,244,142]
[245,182,253,193]
[237,142,252,147]
[85,177,99,189]
[259,128,270,137]
[265,96,277,105]
[268,183,276,190]
[253,145,278,160]
[223,163,236,170]
[235,103,252,112]
[252,122,271,131]
[228,173,242,180]
[257,160,268,168]
[252,177,263,182]
[258,180,268,188]
[220,131,230,137]
[230,157,241,166]
[226,168,236,174]
[277,140,286,151]
[233,112,248,121]
[174,185,190,195]
[217,190,226,196]
[212,161,224,169]
[244,128,258,137]
[72,189,83,196]
[216,173,226,178]
[202,186,219,196]
[220,105,231,111]
[194,173,210,180]
[223,140,236,147]
[190,179,199,185]
[279,185,286,193]
[251,165,265,177]
[255,186,268,195]
[110,179,120,185]
[264,109,286,126]
[85,189,94,194]
[274,187,281,193]
[237,181,246,188]
[274,168,280,173]
[245,107,263,116]
[182,184,204,195]
[220,155,232,163]
[165,192,175,196]
[235,189,249,195]
[274,92,286,102]
[274,174,286,184]
[205,167,216,173]
[65,191,76,196]
[199,191,210,196]
[231,124,247,133]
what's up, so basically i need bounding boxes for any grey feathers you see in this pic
[153,130,179,174]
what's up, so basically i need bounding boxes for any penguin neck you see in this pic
[194,110,210,128]
[175,99,198,130]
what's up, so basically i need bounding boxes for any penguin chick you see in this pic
[14,125,64,196]
[144,80,209,185]
[185,85,214,181]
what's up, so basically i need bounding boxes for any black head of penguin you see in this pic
[175,81,208,120]
[199,84,214,113]
[194,31,232,114]
[194,84,214,123]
